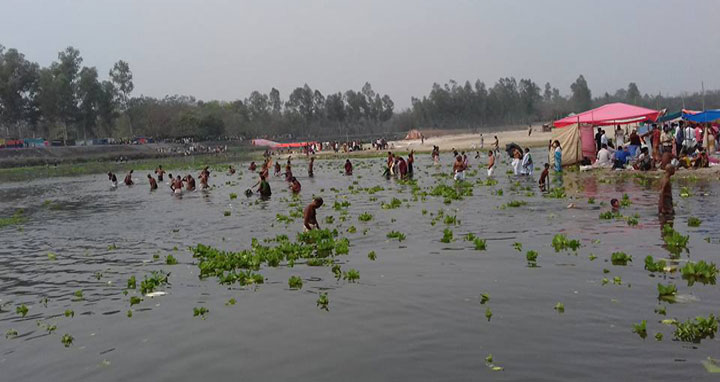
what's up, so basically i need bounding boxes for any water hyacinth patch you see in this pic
[672,314,718,343]
[551,234,580,252]
[387,231,406,241]
[358,212,373,222]
[16,304,28,317]
[193,306,209,319]
[140,271,170,295]
[681,260,718,286]
[657,283,677,300]
[381,198,402,209]
[316,293,329,311]
[440,228,454,243]
[610,252,632,266]
[644,256,666,273]
[343,269,360,282]
[512,242,522,252]
[473,238,487,250]
[367,251,377,261]
[61,333,74,347]
[526,250,538,263]
[480,293,490,304]
[288,276,303,289]
[165,254,178,265]
[662,224,689,255]
[632,320,647,339]
[687,217,702,227]
[554,302,564,313]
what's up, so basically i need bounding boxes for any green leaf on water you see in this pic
[316,292,329,311]
[367,251,377,261]
[480,293,490,304]
[485,307,492,321]
[61,333,74,347]
[288,276,303,289]
[16,304,28,317]
[554,302,564,313]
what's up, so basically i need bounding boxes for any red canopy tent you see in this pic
[552,103,661,166]
[554,102,660,128]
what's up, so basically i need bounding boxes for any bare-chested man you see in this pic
[487,150,495,177]
[453,155,466,181]
[303,197,324,231]
[171,175,183,194]
[290,177,301,194]
[538,163,550,191]
[658,165,675,216]
[148,174,158,190]
[185,174,196,191]
[155,165,165,182]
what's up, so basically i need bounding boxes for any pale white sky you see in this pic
[1,0,718,109]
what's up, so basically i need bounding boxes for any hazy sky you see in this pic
[1,0,718,109]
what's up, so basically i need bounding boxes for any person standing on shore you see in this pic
[480,134,484,149]
[148,174,158,190]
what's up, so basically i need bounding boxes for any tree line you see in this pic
[1,44,718,142]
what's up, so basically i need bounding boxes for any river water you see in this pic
[1,151,719,381]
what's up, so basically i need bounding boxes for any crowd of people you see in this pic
[583,122,718,171]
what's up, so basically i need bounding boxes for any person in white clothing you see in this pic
[595,144,613,167]
[521,147,533,175]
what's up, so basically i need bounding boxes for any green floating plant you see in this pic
[610,252,632,266]
[644,256,666,273]
[673,314,718,343]
[165,254,178,265]
[551,234,580,252]
[681,260,718,286]
[316,293,329,311]
[657,283,677,301]
[387,231,406,242]
[554,302,564,313]
[61,333,74,347]
[358,212,373,222]
[16,304,28,317]
[480,293,490,304]
[193,306,209,319]
[440,229,454,243]
[687,216,702,227]
[632,320,647,339]
[473,238,487,251]
[367,251,377,261]
[526,250,538,263]
[343,269,360,282]
[288,275,303,289]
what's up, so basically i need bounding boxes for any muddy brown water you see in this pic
[1,151,719,381]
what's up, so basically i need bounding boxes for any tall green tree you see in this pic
[569,74,592,112]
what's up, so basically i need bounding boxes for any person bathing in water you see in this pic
[658,165,675,216]
[184,174,196,191]
[171,175,183,194]
[228,165,236,175]
[254,173,271,198]
[155,165,165,182]
[538,163,550,191]
[453,155,466,181]
[345,159,353,175]
[308,157,315,177]
[303,197,324,231]
[108,172,118,187]
[248,161,257,171]
[290,176,301,194]
[487,150,495,177]
[124,170,134,186]
[148,174,158,190]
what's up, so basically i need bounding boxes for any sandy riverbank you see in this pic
[391,125,552,153]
